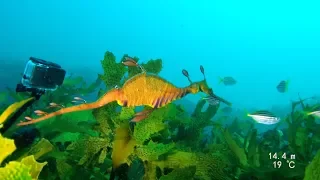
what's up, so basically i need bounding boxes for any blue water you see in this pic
[1,0,319,112]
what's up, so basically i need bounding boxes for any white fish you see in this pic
[247,110,280,125]
[307,111,320,118]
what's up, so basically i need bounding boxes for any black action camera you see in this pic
[16,57,66,99]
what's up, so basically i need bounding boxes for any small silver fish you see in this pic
[34,110,47,116]
[122,57,138,67]
[218,76,237,86]
[247,110,280,125]
[276,80,289,93]
[24,116,33,121]
[73,97,87,103]
[74,97,84,101]
[203,96,220,105]
[48,102,64,108]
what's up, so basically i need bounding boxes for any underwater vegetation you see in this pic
[0,50,320,180]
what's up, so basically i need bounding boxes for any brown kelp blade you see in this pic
[0,97,35,126]
[112,123,136,169]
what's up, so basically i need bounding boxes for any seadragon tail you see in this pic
[17,89,122,126]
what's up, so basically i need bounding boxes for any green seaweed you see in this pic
[135,141,175,161]
[98,51,126,88]
[1,50,319,180]
[221,128,249,168]
[304,150,320,180]
[159,166,196,180]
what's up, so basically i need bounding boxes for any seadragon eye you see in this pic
[114,85,119,89]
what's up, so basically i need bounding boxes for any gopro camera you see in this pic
[16,57,66,99]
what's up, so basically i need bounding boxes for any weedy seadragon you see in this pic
[17,58,231,126]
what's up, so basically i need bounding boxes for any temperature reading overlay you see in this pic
[273,160,295,169]
[270,152,296,169]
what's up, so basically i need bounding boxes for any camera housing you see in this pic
[20,57,66,91]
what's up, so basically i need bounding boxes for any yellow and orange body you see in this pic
[117,73,191,108]
[17,67,218,126]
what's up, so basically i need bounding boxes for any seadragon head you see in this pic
[182,65,213,96]
[196,79,213,95]
[182,65,232,106]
